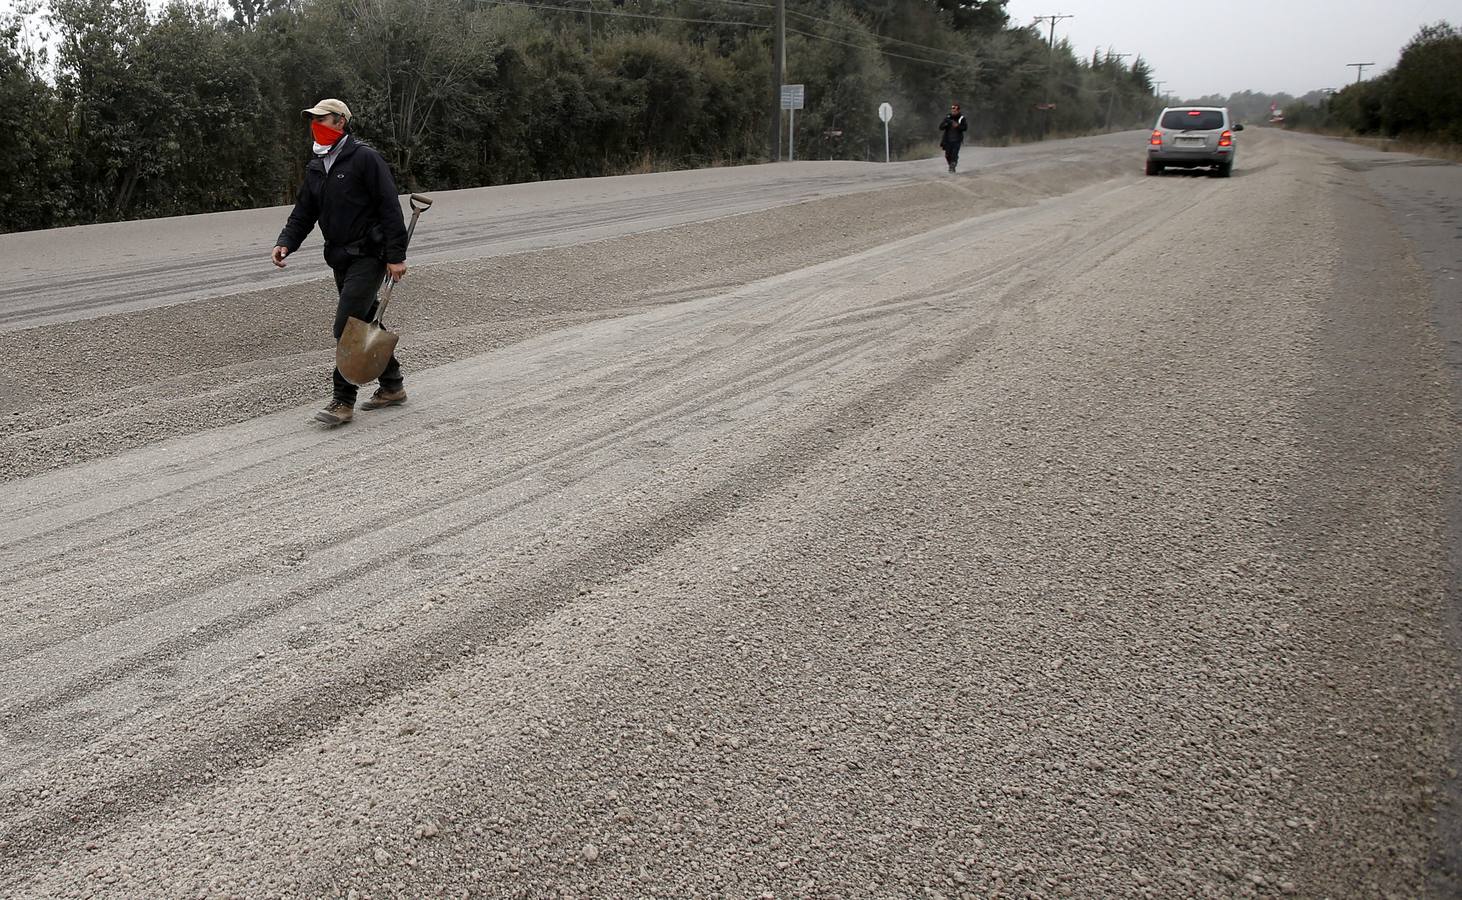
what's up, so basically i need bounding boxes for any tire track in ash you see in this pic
[0,169,1155,872]
[0,280,1019,872]
[0,191,1110,656]
[0,174,924,330]
[0,332,872,709]
[0,216,1056,762]
[0,171,1150,637]
[0,149,1144,500]
[0,206,1146,788]
[0,282,903,619]
[0,136,1141,332]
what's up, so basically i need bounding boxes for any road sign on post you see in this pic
[878,102,893,163]
[781,84,804,161]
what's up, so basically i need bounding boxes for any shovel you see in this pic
[336,193,433,386]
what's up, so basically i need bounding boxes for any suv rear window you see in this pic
[1161,110,1225,130]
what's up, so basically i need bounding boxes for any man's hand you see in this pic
[386,262,407,283]
[271,246,289,268]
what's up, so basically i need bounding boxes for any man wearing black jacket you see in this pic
[939,103,968,174]
[272,98,410,427]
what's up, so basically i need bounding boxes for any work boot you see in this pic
[314,399,354,426]
[360,386,408,411]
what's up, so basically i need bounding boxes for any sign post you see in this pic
[780,84,805,161]
[878,102,893,163]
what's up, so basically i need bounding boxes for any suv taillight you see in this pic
[1150,129,1163,146]
[1218,130,1233,147]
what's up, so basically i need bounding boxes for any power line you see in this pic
[675,0,775,10]
[784,25,968,69]
[658,0,975,63]
[475,0,975,72]
[474,0,768,30]
[659,0,979,66]
[477,0,973,70]
[781,7,973,64]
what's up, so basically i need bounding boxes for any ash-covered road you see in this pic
[1,131,1459,898]
[0,135,1128,333]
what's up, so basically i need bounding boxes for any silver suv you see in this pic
[1146,106,1243,177]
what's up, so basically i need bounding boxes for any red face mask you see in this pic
[311,120,344,146]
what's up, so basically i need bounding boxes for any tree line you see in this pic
[1181,90,1330,126]
[0,0,1162,233]
[1280,22,1461,144]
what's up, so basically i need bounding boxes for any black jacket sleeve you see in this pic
[366,150,409,264]
[276,173,319,252]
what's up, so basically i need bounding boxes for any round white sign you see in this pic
[878,102,893,123]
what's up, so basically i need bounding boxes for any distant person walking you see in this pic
[939,103,968,173]
[271,98,410,427]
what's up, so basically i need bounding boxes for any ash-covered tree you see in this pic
[226,0,287,30]
[1382,21,1462,141]
[929,0,1008,35]
[0,12,73,231]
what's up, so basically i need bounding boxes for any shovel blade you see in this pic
[336,316,399,386]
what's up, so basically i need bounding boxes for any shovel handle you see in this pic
[372,247,405,324]
[372,198,430,325]
[373,275,399,324]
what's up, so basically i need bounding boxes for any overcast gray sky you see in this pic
[1003,0,1462,99]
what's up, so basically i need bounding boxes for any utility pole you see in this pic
[770,0,785,161]
[1104,50,1131,131]
[1033,14,1073,139]
[1034,13,1073,54]
[1347,62,1374,84]
[1153,79,1166,104]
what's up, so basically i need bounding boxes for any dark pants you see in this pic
[943,142,961,168]
[330,255,403,404]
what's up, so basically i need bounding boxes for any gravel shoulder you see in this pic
[1339,142,1462,896]
[0,130,1457,898]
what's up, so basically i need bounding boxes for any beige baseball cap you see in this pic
[302,98,352,121]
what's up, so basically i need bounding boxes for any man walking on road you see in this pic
[272,98,410,427]
[939,103,968,174]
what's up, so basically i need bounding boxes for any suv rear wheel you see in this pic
[1145,160,1163,176]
